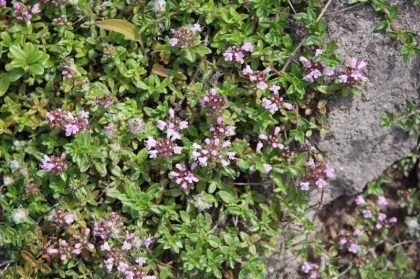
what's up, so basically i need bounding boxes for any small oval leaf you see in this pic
[95,19,139,41]
[152,63,169,77]
[21,250,36,265]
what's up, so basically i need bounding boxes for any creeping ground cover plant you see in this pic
[0,0,370,278]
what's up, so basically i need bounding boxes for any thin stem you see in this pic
[287,0,297,14]
[338,264,353,278]
[325,3,365,16]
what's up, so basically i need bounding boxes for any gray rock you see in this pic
[316,1,419,204]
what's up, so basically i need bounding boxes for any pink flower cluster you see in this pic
[0,0,6,7]
[300,50,368,86]
[46,228,94,261]
[157,108,188,140]
[200,88,227,114]
[300,157,334,190]
[146,136,182,159]
[93,212,124,240]
[13,2,41,24]
[242,66,271,90]
[375,213,397,230]
[338,58,368,86]
[41,153,68,175]
[210,117,235,138]
[53,210,75,226]
[46,109,89,136]
[257,127,284,151]
[338,229,362,254]
[93,93,113,109]
[192,138,236,167]
[223,42,253,64]
[53,15,69,26]
[169,164,198,189]
[46,239,74,261]
[169,23,202,48]
[261,85,294,114]
[301,261,319,279]
[60,58,78,79]
[299,49,335,82]
[100,233,155,278]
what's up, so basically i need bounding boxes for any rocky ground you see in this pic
[267,1,419,278]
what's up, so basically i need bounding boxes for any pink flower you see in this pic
[269,85,280,94]
[353,229,362,237]
[338,238,347,246]
[100,242,111,251]
[300,182,310,191]
[378,213,387,222]
[301,261,314,273]
[242,65,253,75]
[257,81,268,90]
[307,157,315,169]
[169,164,198,189]
[355,195,365,205]
[241,42,254,52]
[64,214,74,224]
[315,178,327,188]
[338,75,348,83]
[122,241,132,251]
[31,3,41,14]
[136,258,146,267]
[263,163,272,173]
[191,22,202,32]
[363,210,372,218]
[118,261,129,272]
[157,108,188,139]
[256,141,263,152]
[144,234,154,248]
[0,0,6,7]
[378,196,388,206]
[389,217,397,223]
[105,257,114,272]
[105,123,116,139]
[348,243,360,254]
[169,38,179,46]
[324,165,334,178]
[41,153,68,175]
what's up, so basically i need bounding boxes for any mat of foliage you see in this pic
[0,1,367,278]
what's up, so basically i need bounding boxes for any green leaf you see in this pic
[219,191,234,204]
[0,73,10,96]
[9,45,26,60]
[195,45,212,56]
[7,68,25,81]
[95,19,139,41]
[185,50,196,62]
[29,64,44,76]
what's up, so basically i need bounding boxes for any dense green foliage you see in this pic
[0,0,416,279]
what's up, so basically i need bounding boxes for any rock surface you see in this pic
[266,1,419,278]
[316,0,419,204]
